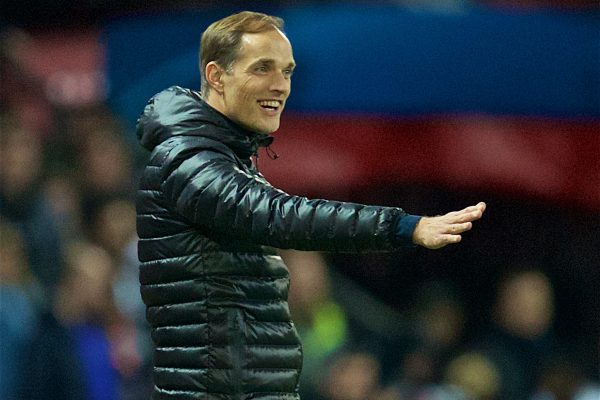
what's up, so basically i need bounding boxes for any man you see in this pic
[136,11,485,399]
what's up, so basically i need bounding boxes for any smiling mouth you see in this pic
[258,100,282,112]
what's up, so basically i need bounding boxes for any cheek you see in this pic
[228,84,254,111]
[239,76,266,98]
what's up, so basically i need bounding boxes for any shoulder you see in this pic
[155,134,236,163]
[147,135,238,179]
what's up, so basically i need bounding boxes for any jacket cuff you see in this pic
[394,214,422,247]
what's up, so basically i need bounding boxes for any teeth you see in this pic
[258,100,280,108]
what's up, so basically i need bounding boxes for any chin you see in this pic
[257,123,280,134]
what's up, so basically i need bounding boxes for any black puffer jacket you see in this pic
[136,86,411,399]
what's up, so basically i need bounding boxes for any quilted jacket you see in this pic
[136,86,412,399]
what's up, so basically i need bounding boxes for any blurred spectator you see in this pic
[77,117,133,203]
[42,173,84,242]
[0,29,54,135]
[0,222,40,400]
[414,282,465,354]
[87,195,154,399]
[530,353,600,400]
[392,281,467,398]
[443,351,501,400]
[318,351,398,400]
[467,268,557,399]
[281,250,350,399]
[20,241,122,400]
[88,196,137,261]
[0,113,64,297]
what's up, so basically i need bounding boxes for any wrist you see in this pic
[395,214,422,247]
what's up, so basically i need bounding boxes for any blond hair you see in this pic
[199,11,284,97]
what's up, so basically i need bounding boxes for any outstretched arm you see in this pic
[412,202,486,249]
[160,149,409,252]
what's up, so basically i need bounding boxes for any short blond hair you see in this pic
[199,11,284,97]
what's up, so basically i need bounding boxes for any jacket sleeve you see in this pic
[160,146,412,252]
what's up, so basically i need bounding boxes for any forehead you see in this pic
[236,29,294,65]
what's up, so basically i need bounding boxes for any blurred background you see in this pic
[1,1,599,399]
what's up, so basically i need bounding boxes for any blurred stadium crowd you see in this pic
[1,1,599,400]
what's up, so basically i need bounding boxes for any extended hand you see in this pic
[412,202,486,249]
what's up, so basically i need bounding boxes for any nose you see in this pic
[269,71,291,95]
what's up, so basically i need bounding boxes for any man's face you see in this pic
[220,29,295,134]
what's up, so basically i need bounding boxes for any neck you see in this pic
[205,91,226,118]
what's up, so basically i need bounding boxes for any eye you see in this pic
[283,69,294,77]
[254,65,268,74]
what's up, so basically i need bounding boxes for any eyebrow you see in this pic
[252,58,296,69]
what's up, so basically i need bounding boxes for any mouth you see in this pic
[257,99,283,115]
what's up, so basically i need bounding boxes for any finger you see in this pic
[477,202,487,212]
[459,202,487,215]
[424,233,461,249]
[439,234,462,247]
[444,208,483,223]
[452,210,484,223]
[447,222,472,234]
[462,203,486,215]
[445,204,484,218]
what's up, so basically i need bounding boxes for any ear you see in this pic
[205,62,225,94]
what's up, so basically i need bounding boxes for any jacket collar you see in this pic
[202,96,274,159]
[137,86,274,159]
